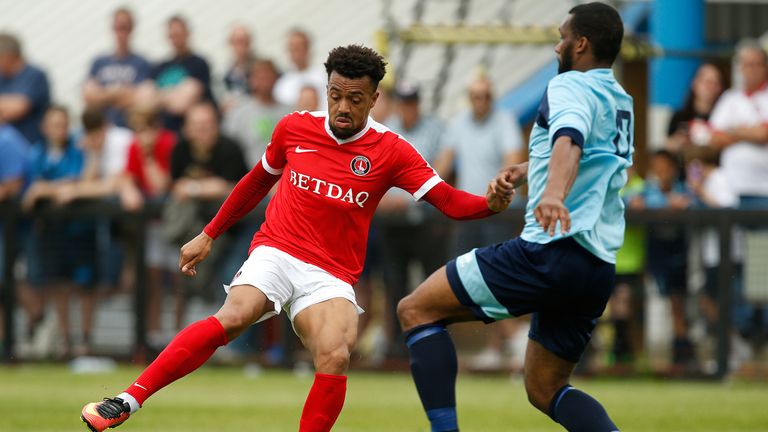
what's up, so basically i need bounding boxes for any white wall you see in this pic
[0,0,569,121]
[0,0,386,117]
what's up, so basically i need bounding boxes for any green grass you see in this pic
[0,365,766,431]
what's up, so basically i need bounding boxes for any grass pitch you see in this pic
[0,365,766,431]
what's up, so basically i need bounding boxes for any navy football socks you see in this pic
[549,385,619,432]
[405,324,459,432]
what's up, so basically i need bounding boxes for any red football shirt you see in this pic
[125,129,176,195]
[252,111,440,284]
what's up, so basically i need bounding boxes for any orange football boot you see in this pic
[81,397,131,431]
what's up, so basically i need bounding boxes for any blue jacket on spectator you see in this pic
[27,136,83,184]
[640,179,696,208]
[0,64,51,144]
[0,123,29,188]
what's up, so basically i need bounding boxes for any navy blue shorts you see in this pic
[446,237,615,363]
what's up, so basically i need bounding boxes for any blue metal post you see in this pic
[650,0,705,109]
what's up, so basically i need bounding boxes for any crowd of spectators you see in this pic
[0,7,766,375]
[609,41,768,374]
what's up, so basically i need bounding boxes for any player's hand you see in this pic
[486,180,513,212]
[179,232,213,277]
[534,194,570,236]
[497,163,528,192]
[486,163,528,212]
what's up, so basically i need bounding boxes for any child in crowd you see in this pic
[119,105,177,348]
[22,106,97,357]
[629,150,696,371]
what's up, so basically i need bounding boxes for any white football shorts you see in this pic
[225,245,364,325]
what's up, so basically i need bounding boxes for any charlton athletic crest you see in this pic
[350,155,371,176]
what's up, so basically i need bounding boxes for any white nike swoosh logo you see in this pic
[133,383,148,390]
[295,146,318,153]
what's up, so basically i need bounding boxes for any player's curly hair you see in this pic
[569,2,623,65]
[324,44,387,89]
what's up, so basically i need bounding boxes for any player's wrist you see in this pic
[201,227,216,241]
[541,190,565,202]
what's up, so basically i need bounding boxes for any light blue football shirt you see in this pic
[520,68,634,264]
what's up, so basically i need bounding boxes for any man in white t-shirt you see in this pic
[273,28,327,110]
[705,40,768,206]
[702,41,768,350]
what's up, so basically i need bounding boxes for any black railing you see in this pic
[1,199,766,379]
[0,199,154,363]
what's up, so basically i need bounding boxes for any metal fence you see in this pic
[1,199,766,379]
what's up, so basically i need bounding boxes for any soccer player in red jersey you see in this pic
[81,45,512,432]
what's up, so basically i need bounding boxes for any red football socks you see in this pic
[125,316,228,406]
[299,373,348,432]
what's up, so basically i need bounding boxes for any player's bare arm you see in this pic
[535,136,581,236]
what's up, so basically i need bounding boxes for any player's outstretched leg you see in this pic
[80,285,272,431]
[294,298,359,432]
[524,339,619,432]
[398,267,476,432]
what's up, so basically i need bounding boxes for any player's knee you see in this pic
[524,378,551,412]
[396,295,422,330]
[314,345,351,374]
[214,308,253,340]
[523,372,565,413]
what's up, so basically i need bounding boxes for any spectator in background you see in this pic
[433,74,525,371]
[223,25,256,104]
[375,81,446,359]
[53,109,134,319]
[386,82,443,163]
[434,75,524,249]
[137,15,215,134]
[609,166,647,370]
[55,108,133,204]
[223,59,291,166]
[120,106,177,348]
[369,84,393,124]
[0,122,28,329]
[171,103,248,203]
[296,85,320,112]
[707,41,768,346]
[164,102,248,329]
[22,107,82,210]
[630,150,696,372]
[22,106,97,357]
[685,148,743,334]
[0,33,50,144]
[705,40,768,208]
[82,7,150,129]
[274,28,326,110]
[0,123,28,201]
[666,63,724,153]
[121,107,175,208]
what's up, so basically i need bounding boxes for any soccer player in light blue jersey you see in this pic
[398,3,630,431]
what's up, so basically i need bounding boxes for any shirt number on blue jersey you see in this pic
[612,109,632,157]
